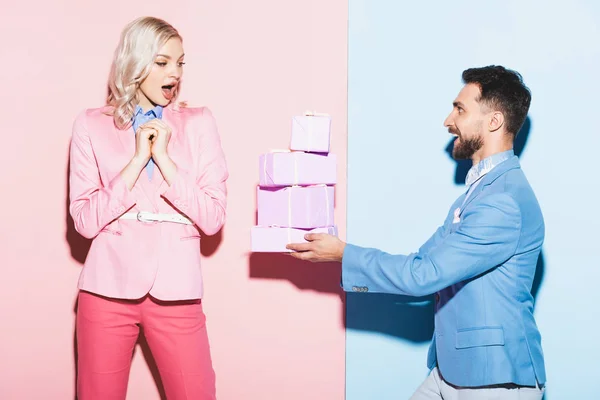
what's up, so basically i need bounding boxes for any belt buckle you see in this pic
[136,211,158,224]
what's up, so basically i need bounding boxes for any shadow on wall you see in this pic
[248,252,346,325]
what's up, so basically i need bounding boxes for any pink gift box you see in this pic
[290,115,331,153]
[251,226,338,252]
[257,185,334,228]
[259,152,337,187]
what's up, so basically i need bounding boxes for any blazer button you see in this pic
[362,287,369,292]
[352,286,359,292]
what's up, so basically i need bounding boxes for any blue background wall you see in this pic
[346,1,600,398]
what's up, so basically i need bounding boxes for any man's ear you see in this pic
[489,111,505,133]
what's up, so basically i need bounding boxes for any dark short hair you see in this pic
[462,65,531,136]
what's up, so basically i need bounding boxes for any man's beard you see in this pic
[450,125,484,160]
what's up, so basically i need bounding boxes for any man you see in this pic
[287,66,546,399]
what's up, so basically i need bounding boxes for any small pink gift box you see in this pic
[257,185,334,229]
[251,226,338,253]
[259,151,337,187]
[290,114,331,153]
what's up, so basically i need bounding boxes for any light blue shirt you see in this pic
[132,105,163,179]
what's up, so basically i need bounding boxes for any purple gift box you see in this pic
[257,185,334,228]
[251,226,338,252]
[290,114,331,153]
[259,151,337,187]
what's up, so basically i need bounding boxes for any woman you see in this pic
[69,16,227,399]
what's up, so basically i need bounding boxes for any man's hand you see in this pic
[286,233,346,263]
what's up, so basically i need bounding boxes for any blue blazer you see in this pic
[342,155,546,387]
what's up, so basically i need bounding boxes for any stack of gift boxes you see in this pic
[251,112,338,252]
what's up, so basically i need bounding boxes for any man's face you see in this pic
[444,83,486,160]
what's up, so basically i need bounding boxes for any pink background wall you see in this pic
[1,1,347,399]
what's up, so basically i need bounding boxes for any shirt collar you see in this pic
[134,104,163,119]
[465,149,514,187]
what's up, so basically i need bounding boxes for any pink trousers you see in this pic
[76,290,216,400]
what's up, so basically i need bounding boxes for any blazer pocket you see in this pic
[455,326,505,349]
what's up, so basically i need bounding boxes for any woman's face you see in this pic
[137,37,184,111]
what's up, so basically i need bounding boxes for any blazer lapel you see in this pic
[155,106,182,193]
[112,108,135,158]
[459,156,521,214]
[459,180,486,215]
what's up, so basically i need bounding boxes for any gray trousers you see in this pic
[409,368,545,400]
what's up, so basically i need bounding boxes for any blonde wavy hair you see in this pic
[106,16,182,129]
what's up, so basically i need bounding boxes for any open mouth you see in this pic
[161,84,176,100]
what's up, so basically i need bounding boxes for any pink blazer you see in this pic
[69,105,228,301]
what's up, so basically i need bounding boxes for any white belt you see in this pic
[119,211,193,225]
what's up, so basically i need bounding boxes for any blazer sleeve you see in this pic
[68,111,137,239]
[417,225,446,255]
[160,107,228,235]
[341,193,522,296]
